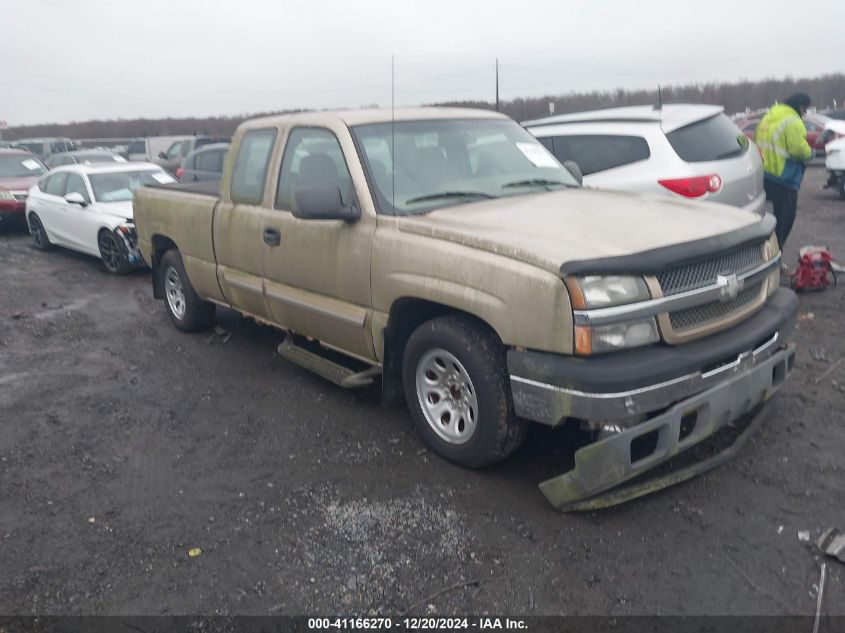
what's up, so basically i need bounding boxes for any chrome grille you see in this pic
[657,242,764,296]
[668,282,763,332]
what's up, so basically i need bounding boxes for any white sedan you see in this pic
[25,163,176,273]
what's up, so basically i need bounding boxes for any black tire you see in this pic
[402,314,526,468]
[28,213,54,250]
[98,229,133,275]
[159,249,215,332]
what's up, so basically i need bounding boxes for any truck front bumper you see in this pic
[508,289,797,424]
[537,344,793,509]
[507,288,798,510]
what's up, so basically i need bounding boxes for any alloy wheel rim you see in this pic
[415,348,479,445]
[165,267,186,320]
[29,216,44,247]
[99,233,120,271]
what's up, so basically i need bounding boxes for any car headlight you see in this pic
[763,231,780,296]
[566,275,657,354]
[575,318,660,354]
[0,190,14,200]
[566,275,651,309]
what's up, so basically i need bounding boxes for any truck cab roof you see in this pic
[240,107,508,131]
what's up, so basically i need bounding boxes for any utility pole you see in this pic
[495,58,500,112]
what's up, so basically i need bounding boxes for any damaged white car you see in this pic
[25,163,175,273]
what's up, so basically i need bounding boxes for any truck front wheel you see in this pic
[402,315,526,468]
[159,249,215,332]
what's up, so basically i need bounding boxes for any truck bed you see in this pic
[147,179,220,197]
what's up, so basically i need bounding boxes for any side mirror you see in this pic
[563,160,583,186]
[64,192,87,207]
[293,186,360,222]
[158,151,167,159]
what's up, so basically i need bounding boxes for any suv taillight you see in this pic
[658,174,722,198]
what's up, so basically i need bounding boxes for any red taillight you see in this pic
[175,167,184,180]
[658,174,722,198]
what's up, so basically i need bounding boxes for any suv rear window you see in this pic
[666,114,748,162]
[539,134,650,176]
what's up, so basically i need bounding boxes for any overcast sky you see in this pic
[3,0,842,126]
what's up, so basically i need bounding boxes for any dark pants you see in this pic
[764,179,798,249]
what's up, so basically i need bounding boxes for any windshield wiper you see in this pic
[502,178,568,189]
[405,191,497,204]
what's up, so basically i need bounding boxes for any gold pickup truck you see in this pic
[134,108,797,510]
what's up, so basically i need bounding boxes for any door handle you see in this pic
[263,227,281,246]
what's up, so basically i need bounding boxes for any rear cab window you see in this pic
[541,134,650,176]
[665,114,749,162]
[230,129,277,204]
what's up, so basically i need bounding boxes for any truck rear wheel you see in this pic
[402,314,526,468]
[160,249,215,332]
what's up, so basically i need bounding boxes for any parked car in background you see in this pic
[7,138,78,161]
[824,136,845,198]
[25,163,176,273]
[45,150,127,169]
[124,137,195,163]
[154,135,230,175]
[524,104,766,215]
[176,143,229,182]
[125,138,149,161]
[0,148,48,228]
[737,113,841,156]
[736,117,761,140]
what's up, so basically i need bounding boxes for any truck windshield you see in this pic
[351,119,579,215]
[89,169,175,202]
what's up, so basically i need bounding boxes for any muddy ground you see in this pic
[0,167,843,617]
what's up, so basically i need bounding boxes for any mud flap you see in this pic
[540,400,772,512]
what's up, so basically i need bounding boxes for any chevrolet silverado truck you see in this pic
[134,108,797,510]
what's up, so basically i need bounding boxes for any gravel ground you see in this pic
[0,166,843,616]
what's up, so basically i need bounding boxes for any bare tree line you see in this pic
[4,73,844,141]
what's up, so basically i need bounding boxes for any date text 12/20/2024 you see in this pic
[307,618,528,630]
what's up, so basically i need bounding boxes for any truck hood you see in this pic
[395,189,763,275]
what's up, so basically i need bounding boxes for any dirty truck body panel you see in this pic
[134,107,797,509]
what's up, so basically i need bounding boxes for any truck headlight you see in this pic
[566,275,650,309]
[0,190,14,200]
[763,231,780,296]
[575,318,660,355]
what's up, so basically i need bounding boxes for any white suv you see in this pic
[524,104,766,215]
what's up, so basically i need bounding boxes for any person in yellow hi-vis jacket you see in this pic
[754,93,814,249]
